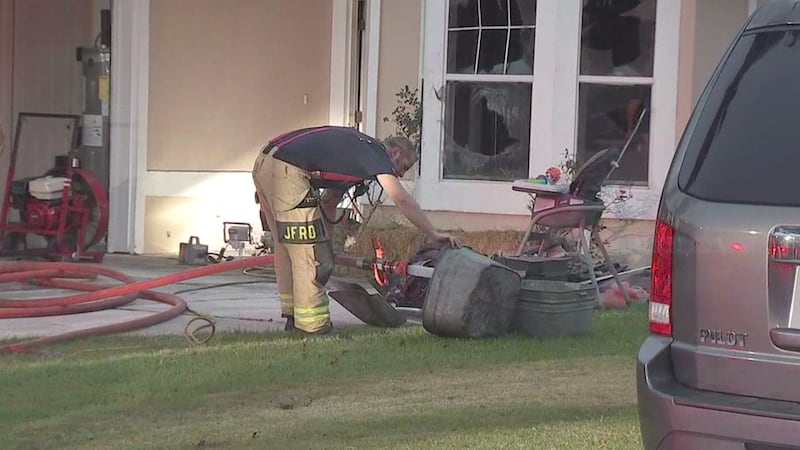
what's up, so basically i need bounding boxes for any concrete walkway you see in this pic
[0,254,368,340]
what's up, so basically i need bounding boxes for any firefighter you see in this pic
[252,126,461,336]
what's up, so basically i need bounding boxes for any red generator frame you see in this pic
[0,113,109,262]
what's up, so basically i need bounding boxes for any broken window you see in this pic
[576,0,655,185]
[443,0,536,181]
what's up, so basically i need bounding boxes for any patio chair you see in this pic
[508,108,649,305]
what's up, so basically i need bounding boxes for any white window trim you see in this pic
[331,0,379,130]
[108,0,149,254]
[446,73,533,82]
[637,0,681,220]
[420,0,681,220]
[364,0,382,136]
[418,0,540,216]
[330,0,355,126]
[578,75,653,85]
[572,1,681,221]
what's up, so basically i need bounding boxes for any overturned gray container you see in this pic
[512,280,596,338]
[422,248,521,338]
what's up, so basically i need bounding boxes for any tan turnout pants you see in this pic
[252,149,334,333]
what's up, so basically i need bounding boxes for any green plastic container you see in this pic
[512,280,596,338]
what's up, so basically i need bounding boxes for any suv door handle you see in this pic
[770,327,800,351]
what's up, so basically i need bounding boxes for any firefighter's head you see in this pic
[384,136,417,177]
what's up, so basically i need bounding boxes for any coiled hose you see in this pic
[0,255,276,355]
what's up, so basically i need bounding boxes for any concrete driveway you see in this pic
[0,254,368,341]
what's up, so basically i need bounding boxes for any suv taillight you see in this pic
[650,219,673,335]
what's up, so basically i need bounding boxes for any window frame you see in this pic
[576,1,657,187]
[419,0,681,220]
[442,0,537,183]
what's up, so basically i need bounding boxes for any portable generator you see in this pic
[0,113,109,262]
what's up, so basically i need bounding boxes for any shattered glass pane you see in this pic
[510,0,537,26]
[576,83,650,184]
[443,81,532,181]
[447,0,536,75]
[580,0,656,76]
[505,28,535,75]
[449,0,479,28]
[477,30,508,74]
[447,30,479,74]
[480,0,508,26]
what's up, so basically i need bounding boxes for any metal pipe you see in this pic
[582,265,651,285]
[407,264,435,279]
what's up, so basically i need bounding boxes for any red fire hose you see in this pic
[0,255,276,355]
[1,238,408,355]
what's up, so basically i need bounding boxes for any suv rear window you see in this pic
[678,29,800,206]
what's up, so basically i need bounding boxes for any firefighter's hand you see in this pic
[432,231,462,248]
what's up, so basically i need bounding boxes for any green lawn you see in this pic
[1,305,648,450]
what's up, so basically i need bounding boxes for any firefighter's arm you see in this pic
[376,174,462,247]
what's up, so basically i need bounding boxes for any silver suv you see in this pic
[637,2,800,449]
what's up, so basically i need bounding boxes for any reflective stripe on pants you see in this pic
[279,293,294,316]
